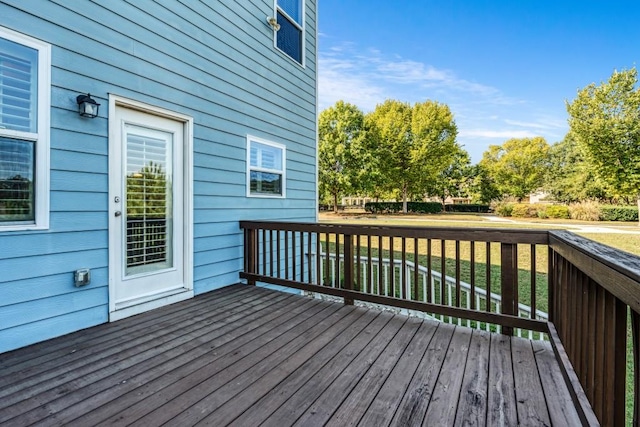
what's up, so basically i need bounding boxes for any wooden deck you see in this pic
[0,284,582,426]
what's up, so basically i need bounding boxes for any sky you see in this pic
[316,0,640,163]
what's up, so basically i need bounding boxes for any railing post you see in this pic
[501,242,518,335]
[344,233,354,305]
[245,228,257,285]
[633,309,640,427]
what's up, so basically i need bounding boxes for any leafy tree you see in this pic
[411,100,459,202]
[367,100,458,213]
[318,101,367,212]
[544,134,610,203]
[467,164,500,204]
[424,145,472,204]
[479,137,550,200]
[567,67,640,219]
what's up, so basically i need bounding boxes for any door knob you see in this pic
[114,211,122,217]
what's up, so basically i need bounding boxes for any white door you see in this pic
[109,103,192,319]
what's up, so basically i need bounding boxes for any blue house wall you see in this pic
[0,0,317,353]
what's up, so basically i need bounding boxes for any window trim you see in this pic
[0,25,51,231]
[273,0,306,67]
[246,135,286,198]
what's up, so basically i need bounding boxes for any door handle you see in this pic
[114,211,122,217]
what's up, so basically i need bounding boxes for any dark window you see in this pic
[0,137,34,222]
[275,0,303,65]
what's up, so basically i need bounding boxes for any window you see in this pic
[0,26,50,230]
[247,136,286,197]
[274,0,304,65]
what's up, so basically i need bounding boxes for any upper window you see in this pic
[275,0,304,65]
[247,136,286,198]
[0,26,50,230]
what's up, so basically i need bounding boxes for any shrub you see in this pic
[568,201,601,221]
[544,205,570,219]
[364,202,442,214]
[511,203,538,218]
[444,204,491,213]
[537,208,548,219]
[493,201,514,217]
[599,205,639,222]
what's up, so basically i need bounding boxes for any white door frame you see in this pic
[108,95,194,321]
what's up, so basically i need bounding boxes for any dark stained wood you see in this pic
[241,272,548,333]
[390,322,456,426]
[357,319,439,426]
[344,233,354,304]
[291,315,408,427]
[487,333,518,426]
[232,311,393,426]
[454,330,490,426]
[634,309,640,427]
[0,285,598,427]
[500,242,518,336]
[324,317,422,425]
[531,340,582,426]
[422,326,473,425]
[511,336,551,426]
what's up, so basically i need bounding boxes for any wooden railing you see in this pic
[240,221,640,426]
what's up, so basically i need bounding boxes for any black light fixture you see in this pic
[76,93,100,118]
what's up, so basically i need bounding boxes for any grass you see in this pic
[319,212,640,424]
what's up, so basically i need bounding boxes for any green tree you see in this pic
[411,100,459,202]
[368,99,458,212]
[479,137,550,200]
[424,145,471,204]
[467,164,500,204]
[544,134,610,203]
[318,101,367,212]
[567,67,640,219]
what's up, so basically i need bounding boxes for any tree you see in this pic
[567,67,640,220]
[424,145,472,204]
[479,137,550,200]
[367,99,458,212]
[411,100,459,202]
[318,101,367,212]
[544,134,610,203]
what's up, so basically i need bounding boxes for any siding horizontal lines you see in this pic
[54,0,316,114]
[0,287,107,330]
[1,268,107,306]
[0,249,106,283]
[0,306,107,354]
[0,230,106,260]
[51,191,107,212]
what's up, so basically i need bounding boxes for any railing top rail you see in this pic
[240,220,549,244]
[549,230,640,313]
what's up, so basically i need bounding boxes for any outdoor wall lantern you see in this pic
[76,93,100,118]
[266,16,280,31]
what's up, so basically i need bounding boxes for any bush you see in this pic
[599,205,639,222]
[543,205,570,219]
[493,201,514,217]
[364,202,442,214]
[569,201,601,221]
[444,204,491,213]
[511,203,538,218]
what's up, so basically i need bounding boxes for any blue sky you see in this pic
[317,0,640,163]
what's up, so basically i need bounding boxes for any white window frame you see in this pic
[0,26,51,231]
[246,135,286,198]
[273,0,306,67]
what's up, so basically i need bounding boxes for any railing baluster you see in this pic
[378,235,383,295]
[413,237,419,301]
[367,235,372,294]
[315,231,321,285]
[284,230,289,280]
[389,236,394,297]
[324,232,330,286]
[344,233,354,304]
[292,231,297,281]
[531,244,536,318]
[455,240,461,308]
[335,233,340,288]
[427,239,432,303]
[276,230,281,279]
[401,237,407,300]
[440,239,446,306]
[633,309,640,427]
[486,242,491,313]
[356,234,361,292]
[470,241,475,310]
[500,242,518,335]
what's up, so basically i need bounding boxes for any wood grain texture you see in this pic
[0,285,597,426]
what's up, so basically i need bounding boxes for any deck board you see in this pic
[0,284,586,426]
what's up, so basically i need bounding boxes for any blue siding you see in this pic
[0,0,317,353]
